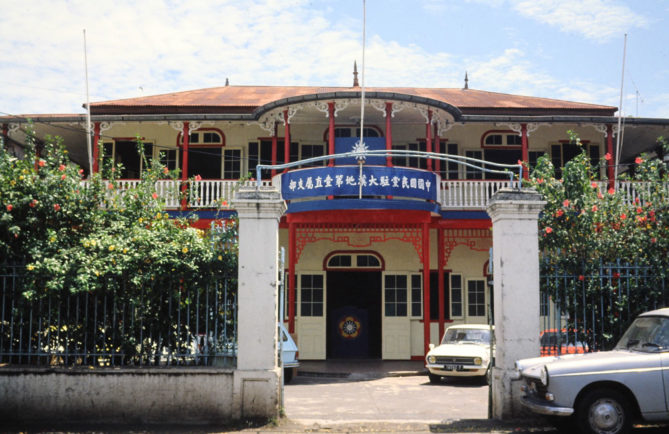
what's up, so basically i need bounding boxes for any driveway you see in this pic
[283,361,489,424]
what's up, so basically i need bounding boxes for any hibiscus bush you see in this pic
[1,127,237,364]
[529,132,669,348]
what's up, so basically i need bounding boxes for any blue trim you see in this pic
[440,210,490,220]
[286,199,440,214]
[167,210,237,219]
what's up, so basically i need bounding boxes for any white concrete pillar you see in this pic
[231,186,286,419]
[486,188,545,420]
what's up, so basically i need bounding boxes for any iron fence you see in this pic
[0,262,237,367]
[540,258,669,355]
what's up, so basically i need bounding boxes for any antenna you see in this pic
[83,29,93,178]
[613,33,627,186]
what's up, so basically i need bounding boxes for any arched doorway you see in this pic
[325,252,383,359]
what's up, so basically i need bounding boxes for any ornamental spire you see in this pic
[353,60,360,87]
[463,71,469,90]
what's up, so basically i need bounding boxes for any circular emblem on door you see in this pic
[339,316,361,339]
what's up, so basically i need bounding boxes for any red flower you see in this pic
[537,178,544,184]
[107,183,114,190]
[545,227,553,234]
[162,167,169,175]
[194,174,202,181]
[61,174,66,180]
[38,159,46,167]
[58,164,66,171]
[597,191,604,199]
[53,204,61,212]
[517,160,523,166]
[636,207,643,214]
[613,272,620,279]
[652,237,657,243]
[591,205,598,212]
[578,275,585,281]
[604,153,612,161]
[152,192,158,199]
[635,156,644,164]
[590,182,598,189]
[620,213,627,220]
[563,199,570,207]
[29,199,37,208]
[78,168,84,175]
[556,209,564,217]
[6,204,12,211]
[608,188,615,195]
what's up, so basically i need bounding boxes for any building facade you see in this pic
[3,79,668,360]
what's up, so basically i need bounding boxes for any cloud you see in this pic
[510,0,648,42]
[0,0,650,118]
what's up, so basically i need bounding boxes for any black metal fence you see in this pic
[540,259,669,355]
[0,262,237,367]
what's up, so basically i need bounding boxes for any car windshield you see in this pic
[615,316,669,352]
[441,328,490,345]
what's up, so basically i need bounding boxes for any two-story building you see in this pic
[3,75,668,360]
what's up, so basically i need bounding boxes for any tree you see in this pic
[529,133,669,349]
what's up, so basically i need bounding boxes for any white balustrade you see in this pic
[85,178,660,211]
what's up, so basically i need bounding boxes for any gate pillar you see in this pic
[486,187,545,419]
[231,186,286,419]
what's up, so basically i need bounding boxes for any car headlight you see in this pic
[473,357,482,365]
[427,355,436,364]
[540,366,549,386]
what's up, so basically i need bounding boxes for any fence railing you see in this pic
[540,259,669,354]
[0,263,237,367]
[440,180,511,209]
[91,178,663,211]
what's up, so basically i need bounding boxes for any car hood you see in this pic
[519,350,661,379]
[428,343,490,358]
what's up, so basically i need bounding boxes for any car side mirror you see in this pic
[429,343,435,350]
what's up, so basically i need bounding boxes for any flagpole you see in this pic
[83,29,94,178]
[613,33,627,188]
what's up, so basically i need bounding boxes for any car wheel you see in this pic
[283,367,294,384]
[576,388,631,434]
[428,373,442,384]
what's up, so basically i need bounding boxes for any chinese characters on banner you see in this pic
[281,166,439,201]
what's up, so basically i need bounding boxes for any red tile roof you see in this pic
[90,85,617,116]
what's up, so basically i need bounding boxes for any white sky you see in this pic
[1,0,668,118]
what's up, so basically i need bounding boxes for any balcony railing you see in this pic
[101,179,663,211]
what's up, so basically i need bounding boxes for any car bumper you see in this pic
[521,395,574,417]
[426,365,487,377]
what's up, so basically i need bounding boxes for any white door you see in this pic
[382,273,411,359]
[296,273,326,360]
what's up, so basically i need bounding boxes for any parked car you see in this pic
[279,323,299,383]
[425,324,493,384]
[517,307,669,434]
[540,328,589,356]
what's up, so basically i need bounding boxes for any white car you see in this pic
[425,324,493,384]
[279,323,299,383]
[517,307,669,434]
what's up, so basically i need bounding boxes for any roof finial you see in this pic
[463,71,469,90]
[353,60,360,87]
[225,78,229,86]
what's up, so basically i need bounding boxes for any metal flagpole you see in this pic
[358,0,366,199]
[613,33,627,188]
[83,29,94,178]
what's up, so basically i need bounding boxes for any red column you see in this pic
[92,122,101,174]
[434,124,441,175]
[607,124,615,189]
[521,123,529,180]
[283,110,290,167]
[180,122,190,210]
[288,222,297,334]
[271,123,278,177]
[328,102,335,167]
[385,102,393,167]
[426,110,433,171]
[437,227,445,340]
[423,223,431,356]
